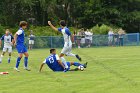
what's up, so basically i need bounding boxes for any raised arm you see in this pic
[48,21,58,31]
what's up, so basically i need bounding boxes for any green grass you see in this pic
[0,46,140,93]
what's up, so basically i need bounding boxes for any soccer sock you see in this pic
[0,55,4,62]
[8,56,11,60]
[73,62,82,66]
[24,57,28,68]
[66,53,76,57]
[60,57,68,68]
[16,57,21,68]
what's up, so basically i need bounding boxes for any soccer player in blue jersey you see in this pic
[39,49,87,72]
[0,29,14,63]
[14,21,30,72]
[48,20,82,71]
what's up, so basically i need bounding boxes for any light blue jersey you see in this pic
[1,34,14,47]
[58,27,72,47]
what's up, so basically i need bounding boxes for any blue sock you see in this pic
[73,62,82,66]
[16,57,21,68]
[24,57,28,68]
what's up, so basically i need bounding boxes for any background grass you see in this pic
[0,46,140,93]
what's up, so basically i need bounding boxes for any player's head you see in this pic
[19,21,27,29]
[59,20,66,27]
[50,48,56,54]
[5,29,10,35]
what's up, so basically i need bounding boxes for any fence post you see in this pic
[50,36,52,48]
[137,33,139,46]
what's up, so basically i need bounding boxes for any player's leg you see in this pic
[29,40,31,50]
[60,47,69,69]
[70,62,87,68]
[0,47,7,63]
[60,53,68,69]
[23,46,30,71]
[14,53,23,72]
[65,47,82,61]
[14,45,23,71]
[31,40,34,50]
[8,47,12,63]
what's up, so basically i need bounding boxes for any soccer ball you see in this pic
[78,65,84,71]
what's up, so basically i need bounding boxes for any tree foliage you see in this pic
[0,0,139,33]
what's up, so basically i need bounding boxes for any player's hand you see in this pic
[48,21,51,25]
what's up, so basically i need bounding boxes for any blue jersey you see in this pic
[44,54,64,71]
[16,28,25,45]
[16,28,27,53]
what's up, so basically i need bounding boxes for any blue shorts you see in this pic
[16,44,27,53]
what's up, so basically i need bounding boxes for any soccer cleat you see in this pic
[8,59,10,63]
[83,62,88,68]
[24,68,31,71]
[76,55,82,61]
[14,67,20,72]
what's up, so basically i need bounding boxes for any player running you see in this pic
[39,49,87,72]
[14,21,30,72]
[0,29,14,63]
[48,20,82,70]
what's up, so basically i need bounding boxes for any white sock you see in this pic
[0,55,4,61]
[66,53,76,57]
[8,56,11,60]
[60,57,68,68]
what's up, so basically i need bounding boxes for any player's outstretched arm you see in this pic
[39,63,45,72]
[48,21,58,31]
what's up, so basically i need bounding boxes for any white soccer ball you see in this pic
[78,65,84,71]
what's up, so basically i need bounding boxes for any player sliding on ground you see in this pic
[14,21,30,72]
[48,20,82,71]
[0,29,14,63]
[39,49,87,72]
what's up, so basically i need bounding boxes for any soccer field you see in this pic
[0,46,140,93]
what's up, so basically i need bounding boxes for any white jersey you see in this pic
[58,27,72,47]
[1,35,14,47]
[108,31,114,37]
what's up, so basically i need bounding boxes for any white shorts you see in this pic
[81,38,85,44]
[108,37,113,42]
[29,40,34,44]
[61,46,72,54]
[3,46,12,53]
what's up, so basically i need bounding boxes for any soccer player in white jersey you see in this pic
[0,29,14,63]
[48,20,81,70]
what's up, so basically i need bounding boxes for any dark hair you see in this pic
[19,21,27,27]
[50,48,56,53]
[59,20,66,26]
